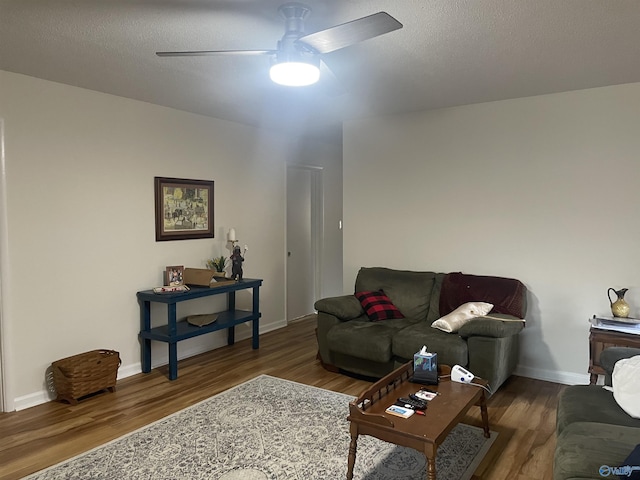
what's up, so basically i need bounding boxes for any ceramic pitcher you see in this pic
[608,287,630,318]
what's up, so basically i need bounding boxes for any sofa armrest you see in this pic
[314,295,364,321]
[600,347,640,377]
[458,314,525,338]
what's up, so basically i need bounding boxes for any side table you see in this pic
[589,324,640,384]
[137,278,262,380]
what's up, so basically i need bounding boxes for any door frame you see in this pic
[0,118,8,411]
[285,164,324,323]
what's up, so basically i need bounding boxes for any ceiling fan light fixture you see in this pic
[269,61,320,87]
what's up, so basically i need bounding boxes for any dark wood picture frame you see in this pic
[154,177,214,241]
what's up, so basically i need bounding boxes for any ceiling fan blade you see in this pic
[156,49,276,57]
[297,12,402,54]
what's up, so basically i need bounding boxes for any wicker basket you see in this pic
[52,349,121,405]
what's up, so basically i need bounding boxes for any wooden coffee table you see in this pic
[346,362,490,480]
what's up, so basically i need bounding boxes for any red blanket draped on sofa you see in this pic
[439,272,526,318]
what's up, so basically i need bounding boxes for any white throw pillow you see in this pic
[431,302,494,333]
[612,354,640,419]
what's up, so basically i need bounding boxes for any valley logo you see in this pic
[599,464,640,477]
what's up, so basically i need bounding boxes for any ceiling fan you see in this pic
[156,3,403,88]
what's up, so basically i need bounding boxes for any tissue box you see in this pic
[413,351,438,385]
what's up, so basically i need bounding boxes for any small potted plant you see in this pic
[207,256,228,277]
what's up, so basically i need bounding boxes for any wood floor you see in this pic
[0,316,564,480]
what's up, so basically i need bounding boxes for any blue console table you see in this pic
[137,278,263,380]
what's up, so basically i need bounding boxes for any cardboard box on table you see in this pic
[183,268,234,288]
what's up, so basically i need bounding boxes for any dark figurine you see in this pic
[231,245,244,281]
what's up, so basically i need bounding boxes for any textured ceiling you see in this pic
[1,0,639,140]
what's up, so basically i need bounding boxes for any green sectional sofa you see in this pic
[554,347,640,480]
[315,267,527,393]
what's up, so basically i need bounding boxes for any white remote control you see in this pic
[451,365,474,383]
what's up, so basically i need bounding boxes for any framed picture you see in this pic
[154,177,214,241]
[165,265,184,286]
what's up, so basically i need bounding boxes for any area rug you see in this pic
[24,375,497,480]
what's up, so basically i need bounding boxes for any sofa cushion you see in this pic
[392,323,468,367]
[327,317,415,363]
[554,422,640,480]
[612,354,640,419]
[427,273,446,323]
[556,385,640,436]
[355,267,436,321]
[355,290,404,321]
[600,347,640,386]
[458,314,525,338]
[431,302,493,333]
[314,295,363,320]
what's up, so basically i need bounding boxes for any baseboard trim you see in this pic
[514,364,590,386]
[14,391,52,411]
[13,318,288,411]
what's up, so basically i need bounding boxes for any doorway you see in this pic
[0,119,6,411]
[286,165,323,323]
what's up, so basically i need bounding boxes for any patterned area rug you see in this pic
[24,375,496,479]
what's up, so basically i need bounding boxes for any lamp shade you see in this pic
[269,61,320,87]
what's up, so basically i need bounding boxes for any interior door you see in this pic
[286,166,320,322]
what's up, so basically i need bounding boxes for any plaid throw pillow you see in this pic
[355,290,404,322]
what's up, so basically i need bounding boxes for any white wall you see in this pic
[343,83,640,385]
[0,70,342,410]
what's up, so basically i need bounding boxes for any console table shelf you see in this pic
[137,278,262,380]
[143,310,255,342]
